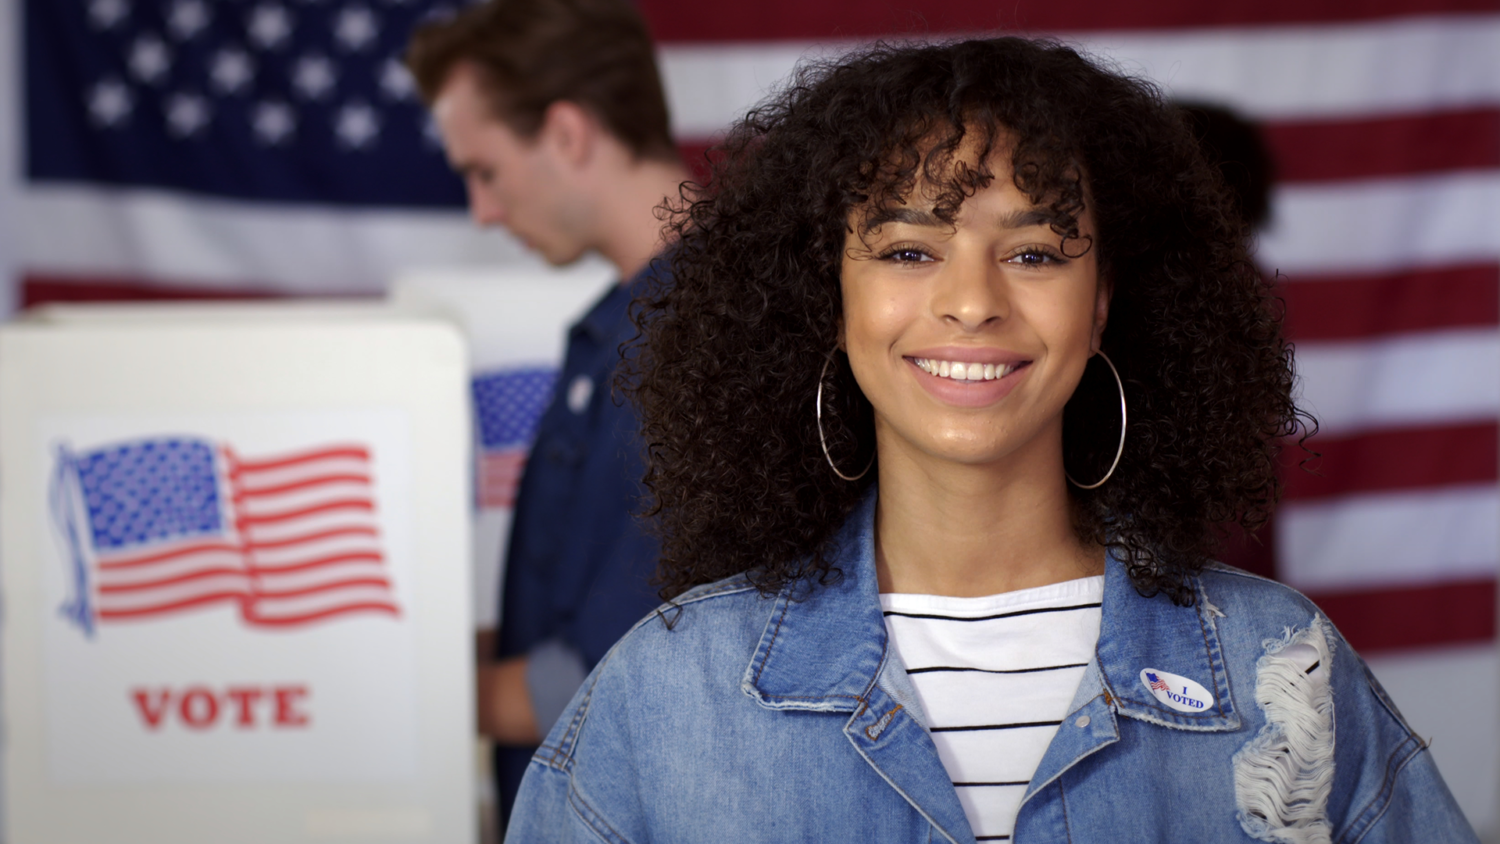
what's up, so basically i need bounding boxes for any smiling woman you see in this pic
[633,39,1294,606]
[503,37,1477,844]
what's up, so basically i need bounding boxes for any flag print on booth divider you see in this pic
[472,367,556,510]
[51,436,401,636]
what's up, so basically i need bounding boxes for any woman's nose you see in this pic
[931,253,1008,331]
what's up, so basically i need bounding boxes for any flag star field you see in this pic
[74,439,223,549]
[27,0,465,206]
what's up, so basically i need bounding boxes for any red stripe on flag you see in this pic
[236,473,374,497]
[1265,109,1500,184]
[685,111,1500,189]
[254,577,394,600]
[1306,578,1497,652]
[250,551,385,575]
[99,566,248,593]
[243,602,401,626]
[638,0,1500,42]
[1279,263,1500,342]
[21,274,285,308]
[245,526,379,550]
[97,541,242,570]
[1284,422,1499,500]
[230,445,372,473]
[236,498,375,525]
[98,591,249,621]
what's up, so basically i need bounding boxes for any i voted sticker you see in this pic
[1140,668,1215,713]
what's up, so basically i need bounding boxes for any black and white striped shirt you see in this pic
[881,576,1104,842]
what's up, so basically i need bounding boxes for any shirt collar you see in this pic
[742,488,1239,731]
[575,252,669,344]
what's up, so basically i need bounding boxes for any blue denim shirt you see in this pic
[494,257,667,819]
[506,492,1476,843]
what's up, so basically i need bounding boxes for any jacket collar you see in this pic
[742,491,975,844]
[740,489,1239,843]
[741,489,886,712]
[741,487,1240,732]
[1093,554,1240,731]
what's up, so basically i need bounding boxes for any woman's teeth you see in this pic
[913,359,1020,382]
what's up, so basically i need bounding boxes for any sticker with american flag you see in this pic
[472,367,556,510]
[51,436,401,636]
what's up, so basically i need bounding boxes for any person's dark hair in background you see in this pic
[1180,101,1282,580]
[1179,102,1275,231]
[407,0,677,164]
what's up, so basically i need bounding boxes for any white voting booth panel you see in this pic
[1,308,474,844]
[391,260,611,631]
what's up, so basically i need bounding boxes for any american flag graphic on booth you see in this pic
[472,368,557,510]
[51,436,400,636]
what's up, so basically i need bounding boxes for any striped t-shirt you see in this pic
[880,576,1104,842]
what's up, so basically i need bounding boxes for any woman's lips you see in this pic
[905,354,1031,407]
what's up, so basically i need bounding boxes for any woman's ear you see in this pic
[1090,276,1112,354]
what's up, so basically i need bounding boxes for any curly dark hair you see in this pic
[628,37,1309,605]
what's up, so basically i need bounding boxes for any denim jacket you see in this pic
[506,493,1476,843]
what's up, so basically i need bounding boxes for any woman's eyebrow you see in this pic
[864,206,1060,230]
[996,208,1060,230]
[865,206,945,228]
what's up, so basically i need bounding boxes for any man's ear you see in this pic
[1090,275,1112,354]
[538,100,596,168]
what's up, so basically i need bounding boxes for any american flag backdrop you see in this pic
[52,436,400,632]
[7,0,1499,830]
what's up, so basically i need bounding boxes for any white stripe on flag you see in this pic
[1259,173,1500,276]
[1293,328,1500,436]
[1068,15,1500,120]
[1278,484,1500,591]
[19,185,528,291]
[658,15,1500,138]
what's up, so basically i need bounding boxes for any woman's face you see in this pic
[839,149,1109,472]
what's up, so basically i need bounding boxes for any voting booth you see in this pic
[1,305,474,843]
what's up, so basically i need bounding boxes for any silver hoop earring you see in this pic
[1065,350,1126,490]
[816,353,874,482]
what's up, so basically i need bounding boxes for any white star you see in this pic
[247,4,293,50]
[335,101,380,148]
[129,35,172,85]
[291,54,337,100]
[252,100,296,145]
[422,113,442,148]
[210,48,255,94]
[333,6,379,52]
[167,0,210,40]
[164,92,211,137]
[89,0,128,30]
[88,79,134,127]
[379,58,414,100]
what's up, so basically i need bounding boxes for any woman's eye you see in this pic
[881,247,932,264]
[1009,248,1062,266]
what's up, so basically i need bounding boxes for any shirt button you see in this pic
[566,375,594,414]
[1074,715,1091,728]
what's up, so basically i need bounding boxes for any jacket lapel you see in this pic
[742,492,975,843]
[1094,559,1240,731]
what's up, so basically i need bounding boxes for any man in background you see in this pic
[406,0,687,821]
